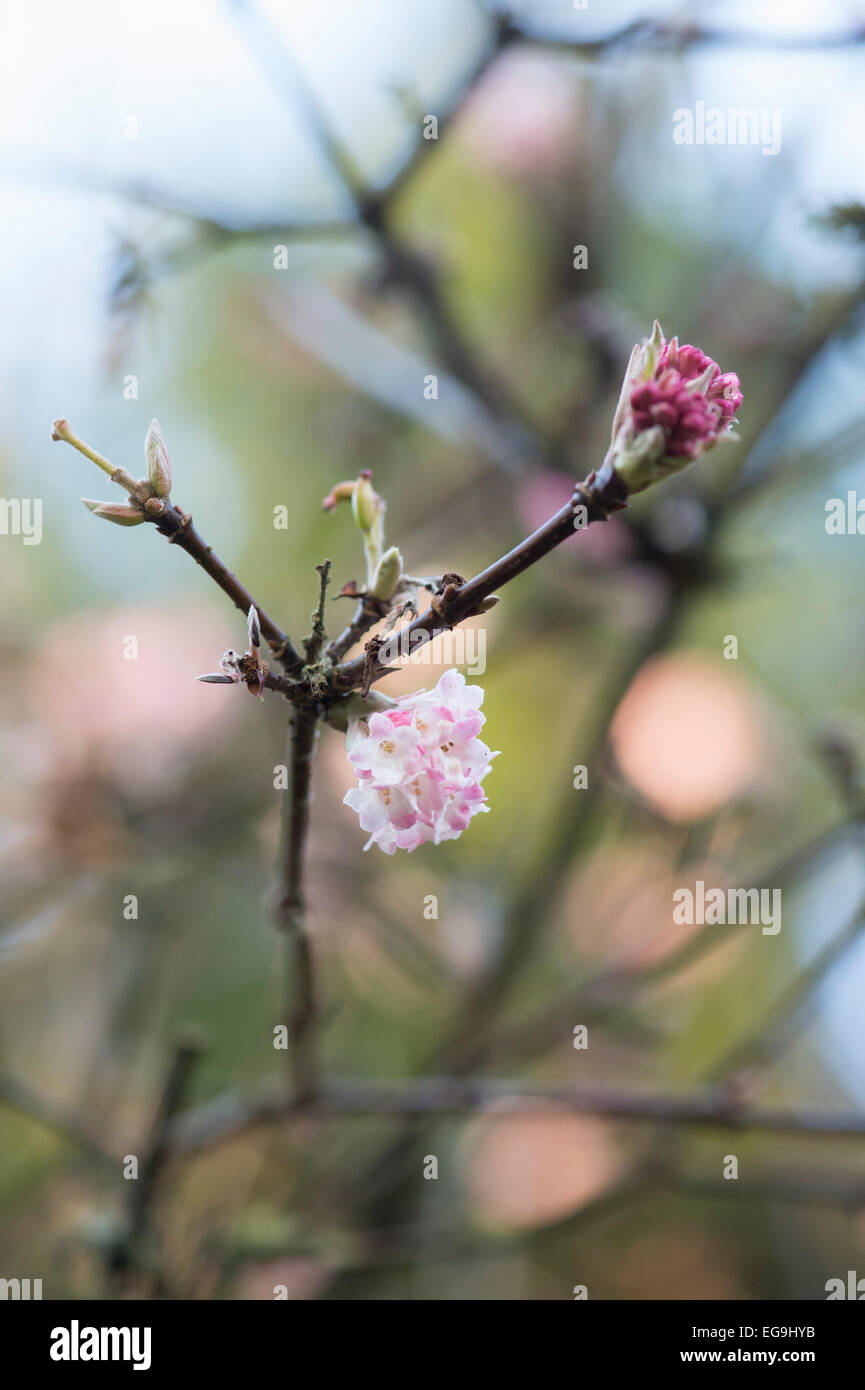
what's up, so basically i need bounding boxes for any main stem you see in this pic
[275,706,320,1103]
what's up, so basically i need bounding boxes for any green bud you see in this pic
[351,472,383,535]
[371,546,403,600]
[145,418,172,497]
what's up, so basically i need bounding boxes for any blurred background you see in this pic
[2,0,865,1300]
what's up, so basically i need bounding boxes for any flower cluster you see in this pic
[608,322,743,494]
[343,669,498,853]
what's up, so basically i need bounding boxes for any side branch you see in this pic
[332,465,627,691]
[154,504,303,673]
[51,418,304,674]
[325,592,389,663]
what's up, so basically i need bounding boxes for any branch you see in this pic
[332,464,628,692]
[515,16,865,54]
[0,1072,116,1170]
[274,707,320,1103]
[51,419,303,674]
[152,503,303,672]
[303,559,332,664]
[163,1075,865,1153]
[109,1030,204,1292]
[325,591,389,663]
[707,896,865,1084]
[231,0,551,470]
[485,806,865,1066]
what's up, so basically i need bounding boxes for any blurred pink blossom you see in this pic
[29,603,244,796]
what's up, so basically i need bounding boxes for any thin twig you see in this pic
[152,503,303,672]
[304,560,332,664]
[325,592,389,663]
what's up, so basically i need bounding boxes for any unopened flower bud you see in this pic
[81,498,145,526]
[145,418,172,497]
[607,322,743,495]
[371,545,403,600]
[351,471,384,535]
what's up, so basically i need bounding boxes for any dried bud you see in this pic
[322,480,357,511]
[145,418,172,497]
[371,545,403,601]
[81,498,145,526]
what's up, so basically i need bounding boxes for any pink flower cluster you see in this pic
[629,336,743,460]
[343,670,498,854]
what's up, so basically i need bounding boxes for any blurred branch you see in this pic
[488,804,865,1065]
[705,740,865,1081]
[224,1,551,467]
[515,16,865,54]
[109,1030,205,1293]
[163,1074,865,1154]
[709,900,865,1084]
[0,1073,117,1170]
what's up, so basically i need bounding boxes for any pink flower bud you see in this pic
[669,344,719,381]
[343,669,498,854]
[708,371,744,419]
[610,324,743,493]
